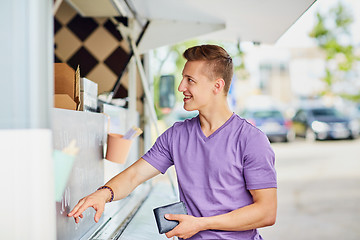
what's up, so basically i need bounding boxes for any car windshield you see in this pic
[253,110,283,119]
[311,108,342,117]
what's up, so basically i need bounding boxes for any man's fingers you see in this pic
[165,214,183,221]
[164,215,181,239]
[68,198,92,219]
[73,213,83,223]
[165,229,176,238]
[73,201,92,218]
[68,199,85,217]
[94,205,104,223]
[165,214,174,220]
[67,192,108,224]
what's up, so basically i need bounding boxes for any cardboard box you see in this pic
[79,77,98,111]
[54,94,77,110]
[54,63,80,110]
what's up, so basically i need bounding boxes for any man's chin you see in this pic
[183,105,196,112]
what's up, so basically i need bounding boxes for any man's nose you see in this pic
[178,79,186,92]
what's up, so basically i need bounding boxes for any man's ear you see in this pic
[213,78,225,95]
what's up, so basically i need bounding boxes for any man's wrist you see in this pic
[97,185,114,202]
[198,217,210,232]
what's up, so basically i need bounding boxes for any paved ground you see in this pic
[260,138,360,240]
[120,137,360,239]
[119,182,178,240]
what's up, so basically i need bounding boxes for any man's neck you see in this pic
[198,102,233,137]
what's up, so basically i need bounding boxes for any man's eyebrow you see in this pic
[183,74,197,80]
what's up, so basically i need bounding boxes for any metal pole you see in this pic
[129,38,160,136]
[129,37,177,197]
[128,57,137,128]
[115,21,177,197]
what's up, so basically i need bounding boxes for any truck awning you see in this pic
[65,0,317,52]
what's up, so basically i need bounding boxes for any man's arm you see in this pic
[68,158,160,223]
[165,188,277,239]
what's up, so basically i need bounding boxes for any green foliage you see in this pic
[309,2,360,102]
[332,3,353,29]
[340,93,360,102]
[324,68,333,87]
[309,13,329,47]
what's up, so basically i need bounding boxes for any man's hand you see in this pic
[67,158,161,224]
[164,214,205,239]
[67,189,110,223]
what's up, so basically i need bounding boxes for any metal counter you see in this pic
[52,108,151,239]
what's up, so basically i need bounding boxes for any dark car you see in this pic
[355,104,360,134]
[241,109,294,142]
[292,107,359,141]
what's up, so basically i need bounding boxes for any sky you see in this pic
[276,0,360,48]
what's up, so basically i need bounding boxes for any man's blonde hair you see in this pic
[183,45,233,95]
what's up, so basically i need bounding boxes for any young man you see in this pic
[68,45,277,239]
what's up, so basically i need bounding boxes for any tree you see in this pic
[309,2,360,101]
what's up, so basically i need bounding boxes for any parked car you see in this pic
[355,104,360,134]
[241,108,294,142]
[292,107,359,141]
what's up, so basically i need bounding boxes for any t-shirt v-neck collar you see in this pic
[196,113,235,142]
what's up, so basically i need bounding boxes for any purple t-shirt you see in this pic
[142,113,277,239]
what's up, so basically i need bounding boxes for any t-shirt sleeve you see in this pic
[142,127,174,174]
[243,129,277,190]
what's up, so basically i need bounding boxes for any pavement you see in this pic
[119,181,178,240]
[120,138,360,240]
[260,138,360,240]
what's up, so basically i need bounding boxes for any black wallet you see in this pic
[153,201,188,234]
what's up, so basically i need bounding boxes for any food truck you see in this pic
[1,0,315,239]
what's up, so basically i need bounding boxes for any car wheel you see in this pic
[350,131,359,140]
[305,128,316,142]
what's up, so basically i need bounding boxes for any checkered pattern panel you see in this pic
[54,1,130,96]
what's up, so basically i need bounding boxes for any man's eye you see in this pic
[188,78,194,82]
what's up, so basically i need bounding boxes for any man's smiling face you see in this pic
[178,60,215,112]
